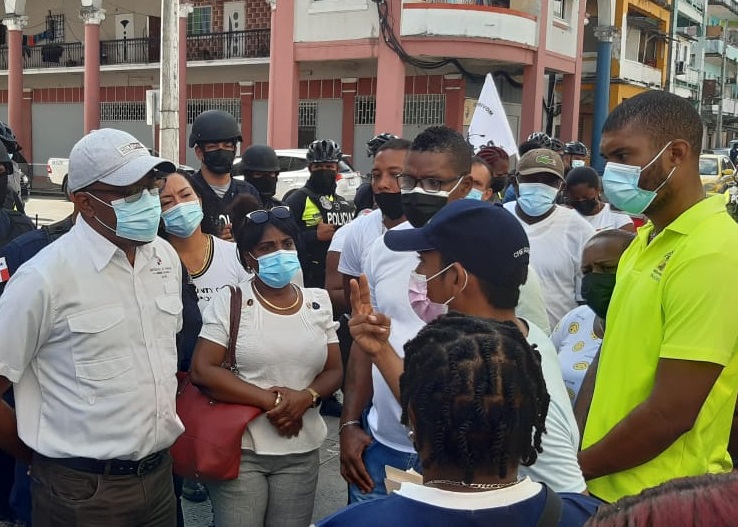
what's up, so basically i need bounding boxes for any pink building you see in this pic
[0,0,585,183]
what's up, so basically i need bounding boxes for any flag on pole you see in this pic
[467,74,518,157]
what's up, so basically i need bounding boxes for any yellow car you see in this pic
[700,154,736,194]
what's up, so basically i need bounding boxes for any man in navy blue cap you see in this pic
[348,199,586,494]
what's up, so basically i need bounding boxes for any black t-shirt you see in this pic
[191,170,261,236]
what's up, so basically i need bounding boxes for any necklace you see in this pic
[188,234,213,277]
[251,281,301,312]
[425,479,521,491]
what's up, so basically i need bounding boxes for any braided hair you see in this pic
[400,313,549,483]
[476,145,509,169]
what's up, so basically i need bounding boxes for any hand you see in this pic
[220,223,234,242]
[316,221,336,242]
[349,275,391,359]
[274,416,303,439]
[266,387,312,432]
[339,425,374,493]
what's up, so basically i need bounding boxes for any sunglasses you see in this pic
[245,205,292,224]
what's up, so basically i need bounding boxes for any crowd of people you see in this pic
[0,89,736,527]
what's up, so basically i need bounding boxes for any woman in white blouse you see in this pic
[190,205,342,527]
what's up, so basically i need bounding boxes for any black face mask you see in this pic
[374,192,404,220]
[401,192,448,228]
[203,149,236,175]
[308,169,338,196]
[581,272,616,320]
[490,177,507,194]
[571,198,599,216]
[248,174,278,199]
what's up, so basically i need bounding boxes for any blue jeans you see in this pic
[347,434,422,504]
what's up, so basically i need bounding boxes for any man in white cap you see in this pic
[0,129,183,526]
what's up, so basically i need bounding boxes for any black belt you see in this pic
[38,450,166,477]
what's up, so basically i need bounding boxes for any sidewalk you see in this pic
[182,416,345,525]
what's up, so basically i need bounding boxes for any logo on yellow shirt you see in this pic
[650,250,674,282]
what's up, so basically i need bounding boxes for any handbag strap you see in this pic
[534,484,563,527]
[223,285,243,373]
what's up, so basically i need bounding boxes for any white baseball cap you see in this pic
[68,128,176,192]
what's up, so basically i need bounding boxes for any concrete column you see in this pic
[179,3,193,164]
[21,88,32,166]
[240,81,254,147]
[520,0,548,140]
[443,74,465,133]
[81,6,106,134]
[2,16,28,143]
[341,78,357,156]
[590,25,617,172]
[267,0,298,148]
[560,74,581,141]
[375,0,405,136]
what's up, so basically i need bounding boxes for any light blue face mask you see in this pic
[250,249,301,289]
[466,188,484,201]
[87,188,162,243]
[517,182,560,217]
[602,142,676,216]
[162,200,204,238]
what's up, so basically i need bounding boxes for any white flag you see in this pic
[467,74,518,157]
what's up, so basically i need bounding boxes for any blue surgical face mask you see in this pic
[466,188,484,201]
[250,249,301,288]
[87,188,162,243]
[516,182,560,217]
[602,141,676,215]
[162,200,204,238]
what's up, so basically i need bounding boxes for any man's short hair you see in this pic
[602,91,703,155]
[410,126,473,176]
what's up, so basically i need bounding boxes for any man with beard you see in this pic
[285,139,355,288]
[189,110,259,241]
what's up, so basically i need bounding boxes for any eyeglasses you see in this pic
[245,205,291,224]
[396,174,462,194]
[89,184,160,203]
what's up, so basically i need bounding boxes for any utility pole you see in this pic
[159,0,179,162]
[717,21,728,148]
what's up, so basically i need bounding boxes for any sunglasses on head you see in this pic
[245,205,291,224]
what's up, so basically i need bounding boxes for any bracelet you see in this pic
[338,420,361,435]
[273,391,283,407]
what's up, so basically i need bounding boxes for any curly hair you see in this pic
[399,313,549,482]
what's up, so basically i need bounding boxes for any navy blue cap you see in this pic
[384,200,530,285]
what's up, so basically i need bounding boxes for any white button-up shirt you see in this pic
[0,217,184,460]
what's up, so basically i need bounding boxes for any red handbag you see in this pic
[170,285,262,481]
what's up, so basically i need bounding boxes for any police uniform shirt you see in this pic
[0,217,184,460]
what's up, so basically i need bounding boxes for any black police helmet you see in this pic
[306,139,342,164]
[366,132,398,158]
[189,110,242,148]
[0,122,19,153]
[564,141,589,157]
[241,144,280,173]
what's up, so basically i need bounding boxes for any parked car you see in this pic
[233,149,361,201]
[699,153,735,194]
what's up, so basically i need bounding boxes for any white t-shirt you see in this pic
[328,217,353,254]
[191,235,251,312]
[550,305,601,405]
[522,320,586,493]
[504,203,595,329]
[338,209,385,277]
[583,203,633,231]
[199,284,338,456]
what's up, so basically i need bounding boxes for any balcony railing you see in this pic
[404,1,511,5]
[0,29,270,70]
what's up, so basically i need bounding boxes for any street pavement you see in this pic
[22,195,350,526]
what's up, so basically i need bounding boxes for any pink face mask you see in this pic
[407,264,467,324]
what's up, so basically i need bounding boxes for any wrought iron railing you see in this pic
[101,37,159,65]
[186,29,270,61]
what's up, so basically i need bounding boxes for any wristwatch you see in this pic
[306,388,322,408]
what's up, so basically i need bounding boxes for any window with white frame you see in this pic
[553,0,565,20]
[187,7,212,35]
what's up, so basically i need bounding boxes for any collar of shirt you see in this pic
[76,216,154,272]
[394,477,541,511]
[664,195,726,237]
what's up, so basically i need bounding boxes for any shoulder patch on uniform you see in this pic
[0,257,10,283]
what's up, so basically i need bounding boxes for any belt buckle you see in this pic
[135,453,160,477]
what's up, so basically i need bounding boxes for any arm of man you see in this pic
[285,191,319,244]
[579,252,738,480]
[0,377,31,462]
[574,351,599,441]
[578,358,722,480]
[325,251,348,317]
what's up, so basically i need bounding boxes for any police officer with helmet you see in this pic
[189,110,259,240]
[285,139,355,288]
[239,144,283,209]
[0,142,33,250]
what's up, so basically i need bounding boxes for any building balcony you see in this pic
[704,38,738,63]
[401,0,538,48]
[675,65,701,86]
[708,0,738,21]
[678,0,705,21]
[707,97,738,116]
[620,59,663,87]
[0,30,270,71]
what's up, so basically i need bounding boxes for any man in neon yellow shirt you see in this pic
[579,90,738,503]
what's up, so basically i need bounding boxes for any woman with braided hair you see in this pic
[318,314,601,527]
[470,145,510,203]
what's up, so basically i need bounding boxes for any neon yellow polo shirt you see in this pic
[582,195,738,502]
